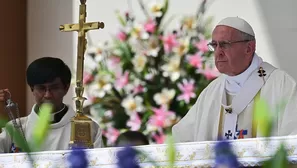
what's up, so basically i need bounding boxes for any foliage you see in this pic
[253,97,289,168]
[84,0,218,147]
[0,102,53,165]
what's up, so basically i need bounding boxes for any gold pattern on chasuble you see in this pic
[201,144,212,160]
[89,157,98,166]
[287,145,296,156]
[176,151,183,160]
[188,152,196,160]
[138,154,147,162]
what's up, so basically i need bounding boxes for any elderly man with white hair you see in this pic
[172,17,297,142]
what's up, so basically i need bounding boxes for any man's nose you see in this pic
[43,89,53,98]
[214,47,224,56]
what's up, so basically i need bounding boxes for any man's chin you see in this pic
[39,101,54,107]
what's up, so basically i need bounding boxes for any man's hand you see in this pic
[0,89,10,103]
[0,89,10,123]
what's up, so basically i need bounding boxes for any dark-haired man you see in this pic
[115,131,149,147]
[0,57,103,153]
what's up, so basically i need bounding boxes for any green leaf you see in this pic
[0,119,31,153]
[31,103,53,151]
[115,10,126,26]
[137,0,150,19]
[114,40,132,61]
[166,135,176,168]
[262,143,289,168]
[253,98,273,137]
[162,0,169,16]
[5,123,31,153]
[0,119,8,128]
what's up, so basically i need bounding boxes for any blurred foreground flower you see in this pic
[214,140,239,168]
[67,147,89,168]
[116,146,140,168]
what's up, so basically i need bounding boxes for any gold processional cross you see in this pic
[59,0,104,149]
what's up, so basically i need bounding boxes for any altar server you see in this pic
[0,57,103,153]
[172,17,297,142]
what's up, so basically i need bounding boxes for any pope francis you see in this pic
[172,17,297,142]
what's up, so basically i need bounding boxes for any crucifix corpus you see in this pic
[59,0,104,149]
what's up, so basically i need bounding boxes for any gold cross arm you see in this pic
[59,22,104,32]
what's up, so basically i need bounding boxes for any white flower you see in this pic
[131,23,149,40]
[87,42,107,62]
[153,88,176,106]
[173,38,190,56]
[146,124,158,132]
[121,95,145,115]
[149,0,164,18]
[146,36,160,57]
[181,16,197,30]
[123,78,147,95]
[145,73,154,80]
[129,36,160,57]
[112,49,123,56]
[161,56,181,81]
[87,74,112,98]
[132,54,147,72]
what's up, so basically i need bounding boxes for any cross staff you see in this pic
[59,0,104,149]
[59,0,104,114]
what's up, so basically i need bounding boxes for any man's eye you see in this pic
[211,43,217,47]
[220,43,228,48]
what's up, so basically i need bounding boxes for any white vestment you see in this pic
[172,59,297,142]
[0,104,103,153]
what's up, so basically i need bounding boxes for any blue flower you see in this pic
[214,140,239,168]
[116,146,140,168]
[67,147,89,168]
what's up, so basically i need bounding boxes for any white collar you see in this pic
[224,54,263,94]
[30,104,75,129]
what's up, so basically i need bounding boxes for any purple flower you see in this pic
[67,147,89,168]
[116,146,140,168]
[214,140,239,168]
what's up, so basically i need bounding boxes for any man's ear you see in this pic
[63,84,70,95]
[246,41,256,56]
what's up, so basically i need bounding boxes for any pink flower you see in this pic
[177,79,196,103]
[195,40,209,53]
[148,105,175,128]
[127,113,142,131]
[116,31,127,41]
[187,52,203,69]
[108,56,121,66]
[90,96,97,103]
[103,127,120,145]
[133,85,145,95]
[83,72,94,85]
[115,71,129,89]
[198,65,220,80]
[144,19,156,33]
[161,34,178,53]
[152,131,166,144]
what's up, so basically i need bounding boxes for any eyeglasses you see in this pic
[33,84,64,94]
[207,40,251,51]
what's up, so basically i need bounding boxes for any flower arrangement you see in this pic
[112,96,290,168]
[84,0,219,146]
